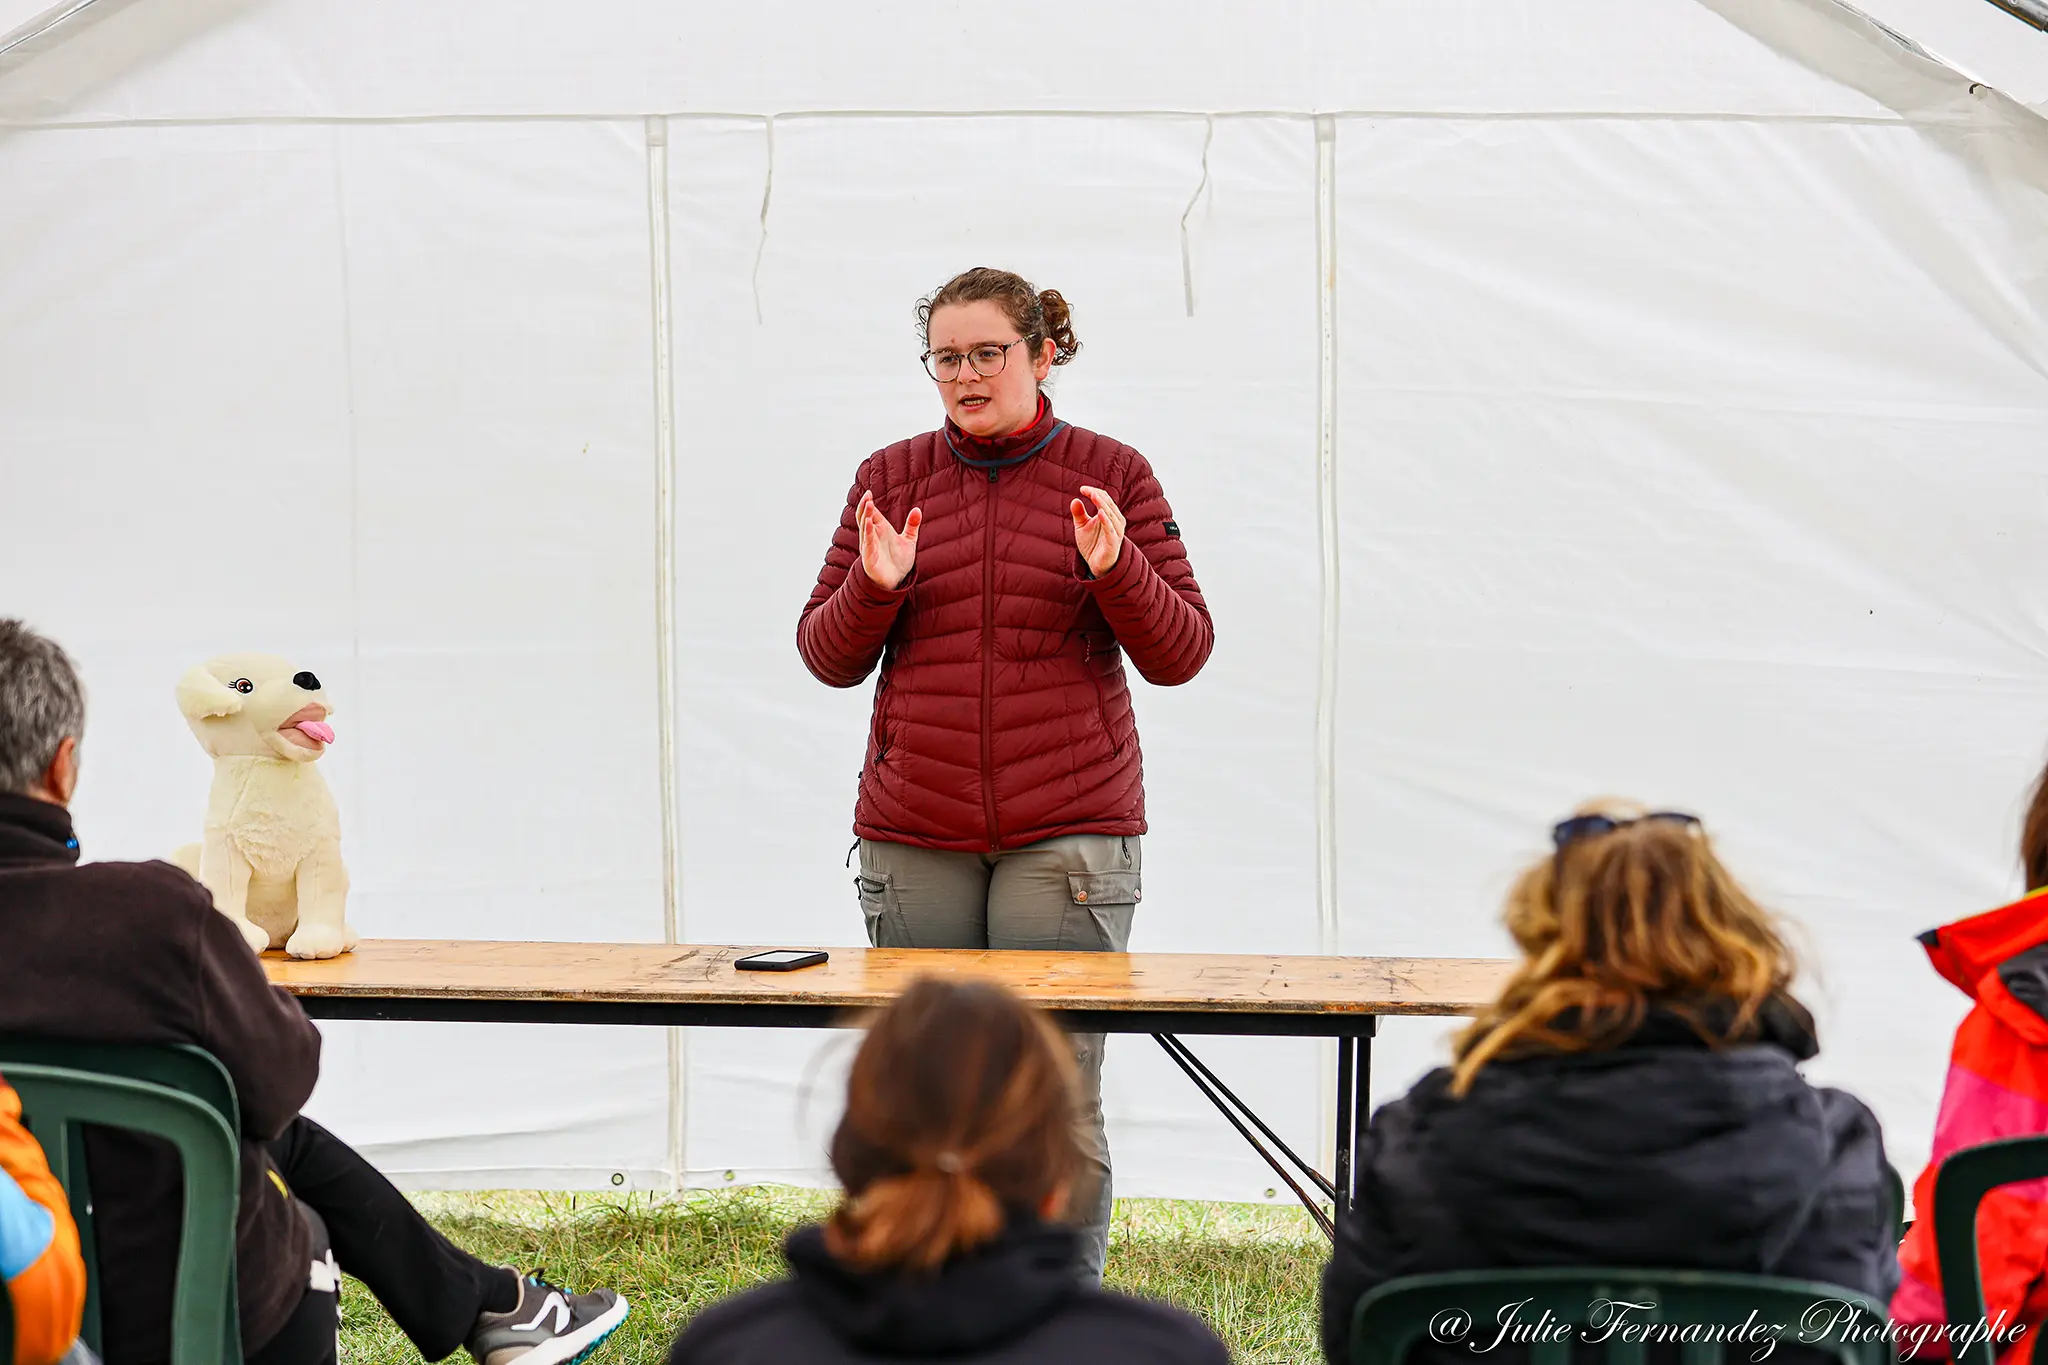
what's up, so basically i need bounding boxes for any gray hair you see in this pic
[0,620,86,795]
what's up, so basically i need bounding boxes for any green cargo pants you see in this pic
[854,832,1141,1282]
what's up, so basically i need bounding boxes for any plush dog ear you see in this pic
[176,667,243,720]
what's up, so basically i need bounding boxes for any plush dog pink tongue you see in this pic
[296,721,335,745]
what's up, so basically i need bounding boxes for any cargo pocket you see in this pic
[1062,870,1139,951]
[854,871,902,947]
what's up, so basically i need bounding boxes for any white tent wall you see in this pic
[1334,105,2048,1184]
[663,115,1325,1197]
[1,0,2045,1199]
[0,118,674,1187]
[302,120,672,1187]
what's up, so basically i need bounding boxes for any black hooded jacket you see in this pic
[1319,997,1900,1364]
[668,1219,1230,1365]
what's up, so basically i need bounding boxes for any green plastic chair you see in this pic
[1932,1134,2048,1365]
[0,1042,239,1136]
[1350,1268,1894,1365]
[0,1047,242,1365]
[1884,1162,1909,1241]
[0,1041,239,1359]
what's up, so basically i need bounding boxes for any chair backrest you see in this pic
[1932,1134,2048,1365]
[0,1044,239,1138]
[1883,1161,1908,1241]
[0,1047,241,1365]
[1350,1268,1894,1365]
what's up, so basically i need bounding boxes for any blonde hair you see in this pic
[1449,799,1796,1097]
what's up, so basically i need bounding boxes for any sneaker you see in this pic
[466,1269,629,1365]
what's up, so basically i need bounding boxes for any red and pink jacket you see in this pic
[798,401,1213,852]
[1893,887,2048,1365]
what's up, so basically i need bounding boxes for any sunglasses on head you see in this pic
[1551,810,1702,850]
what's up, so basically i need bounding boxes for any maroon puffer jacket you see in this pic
[798,401,1213,853]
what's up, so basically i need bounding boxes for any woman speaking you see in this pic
[796,267,1214,1280]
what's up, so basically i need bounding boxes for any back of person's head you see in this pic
[826,976,1079,1272]
[0,621,85,798]
[2023,755,2048,894]
[1450,798,1796,1096]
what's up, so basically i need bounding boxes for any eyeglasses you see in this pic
[921,338,1027,382]
[1551,810,1702,850]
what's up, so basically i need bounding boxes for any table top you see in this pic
[262,939,1513,1019]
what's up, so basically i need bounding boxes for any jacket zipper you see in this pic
[982,466,1001,850]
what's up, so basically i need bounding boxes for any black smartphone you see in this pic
[733,949,829,972]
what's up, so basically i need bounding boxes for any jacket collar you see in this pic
[942,395,1063,470]
[0,793,81,868]
[782,1216,1081,1354]
[1918,887,2048,995]
[1512,993,1820,1064]
[1919,889,2048,1041]
[1624,994,1819,1060]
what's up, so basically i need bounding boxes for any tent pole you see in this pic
[646,114,687,1194]
[0,0,141,75]
[1979,0,2048,32]
[1312,111,1342,1183]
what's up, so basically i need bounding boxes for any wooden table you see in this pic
[265,940,1511,1229]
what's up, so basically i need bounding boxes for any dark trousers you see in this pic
[245,1118,511,1365]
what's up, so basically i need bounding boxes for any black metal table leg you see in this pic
[1153,1033,1334,1236]
[1333,1021,1373,1220]
[1151,1022,1381,1240]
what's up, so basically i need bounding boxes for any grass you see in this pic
[340,1188,1327,1364]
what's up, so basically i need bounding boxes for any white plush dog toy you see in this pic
[170,654,356,959]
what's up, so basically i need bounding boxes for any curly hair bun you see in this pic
[1037,289,1080,366]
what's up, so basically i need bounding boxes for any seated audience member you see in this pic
[666,976,1231,1365]
[1319,801,1900,1364]
[1892,760,2048,1365]
[0,1065,87,1365]
[0,619,628,1365]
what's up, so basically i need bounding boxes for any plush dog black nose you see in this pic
[292,671,322,691]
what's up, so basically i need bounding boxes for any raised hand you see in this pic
[1071,486,1127,578]
[857,490,922,590]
